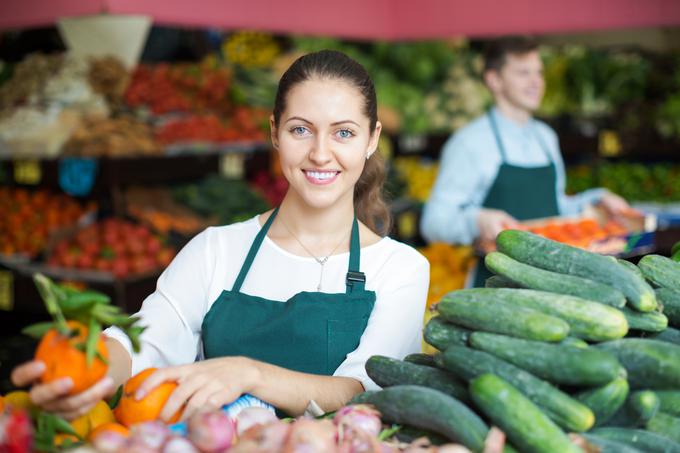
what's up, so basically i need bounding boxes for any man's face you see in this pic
[487,50,545,113]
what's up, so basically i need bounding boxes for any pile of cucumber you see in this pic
[351,231,680,453]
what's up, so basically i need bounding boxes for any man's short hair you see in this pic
[483,37,539,73]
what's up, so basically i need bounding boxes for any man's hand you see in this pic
[598,192,641,219]
[477,208,519,243]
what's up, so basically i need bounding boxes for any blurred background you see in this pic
[2,0,680,390]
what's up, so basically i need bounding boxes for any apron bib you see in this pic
[201,207,376,376]
[472,110,560,287]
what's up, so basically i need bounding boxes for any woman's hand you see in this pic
[134,356,260,421]
[10,360,114,420]
[598,192,640,219]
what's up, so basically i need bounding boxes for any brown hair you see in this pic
[273,50,391,236]
[483,36,539,73]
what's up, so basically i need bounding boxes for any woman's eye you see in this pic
[337,129,354,139]
[291,126,309,135]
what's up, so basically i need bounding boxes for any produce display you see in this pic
[155,109,268,146]
[393,157,439,203]
[0,188,97,258]
[62,116,161,157]
[46,218,176,278]
[172,176,271,225]
[350,231,680,453]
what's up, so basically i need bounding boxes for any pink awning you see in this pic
[3,0,680,39]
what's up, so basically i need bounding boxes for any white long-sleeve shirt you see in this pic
[105,215,430,391]
[421,107,607,245]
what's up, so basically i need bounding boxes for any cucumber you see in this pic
[497,230,657,312]
[394,425,448,445]
[653,327,680,346]
[423,316,471,350]
[484,275,521,288]
[574,377,629,426]
[656,287,680,328]
[350,385,488,451]
[438,291,569,342]
[485,251,626,308]
[561,337,589,349]
[621,307,669,332]
[595,338,680,389]
[606,390,660,428]
[403,353,436,368]
[440,345,594,432]
[657,391,680,417]
[470,374,581,453]
[469,332,622,386]
[581,434,645,453]
[647,412,680,443]
[673,241,680,257]
[365,355,468,402]
[639,254,680,290]
[590,427,680,453]
[619,258,644,277]
[443,288,628,342]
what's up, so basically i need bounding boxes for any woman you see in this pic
[11,50,430,421]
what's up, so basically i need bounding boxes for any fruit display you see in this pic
[393,157,439,203]
[155,108,268,146]
[172,176,271,225]
[0,188,97,259]
[125,186,214,235]
[568,162,680,202]
[46,218,176,278]
[62,116,161,157]
[418,243,475,309]
[222,31,281,69]
[250,170,289,207]
[351,230,680,452]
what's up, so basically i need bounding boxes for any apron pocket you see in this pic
[327,317,368,374]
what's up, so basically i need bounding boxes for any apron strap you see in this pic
[345,216,365,294]
[232,207,279,292]
[488,110,508,163]
[531,123,555,166]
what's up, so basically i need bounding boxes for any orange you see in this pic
[35,320,109,395]
[3,391,36,413]
[54,433,79,447]
[114,368,182,427]
[88,422,130,441]
[71,400,116,438]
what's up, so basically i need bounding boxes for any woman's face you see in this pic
[271,77,381,210]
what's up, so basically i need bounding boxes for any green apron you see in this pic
[472,110,560,287]
[201,207,376,377]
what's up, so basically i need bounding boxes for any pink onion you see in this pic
[236,407,279,436]
[162,436,200,453]
[235,421,291,452]
[91,431,128,453]
[282,418,338,453]
[334,405,382,438]
[187,411,236,453]
[128,421,171,450]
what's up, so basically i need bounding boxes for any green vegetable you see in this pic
[656,288,680,328]
[639,255,680,290]
[484,275,521,288]
[350,385,488,451]
[403,353,436,367]
[497,230,656,312]
[470,374,581,453]
[485,251,626,307]
[575,377,629,426]
[469,332,622,386]
[657,391,680,417]
[423,316,470,350]
[365,355,468,402]
[440,345,594,432]
[581,434,645,453]
[438,290,570,342]
[606,390,660,427]
[590,427,680,452]
[620,307,668,332]
[652,327,680,346]
[647,412,680,443]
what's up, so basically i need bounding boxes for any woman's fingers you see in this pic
[160,376,208,422]
[41,376,114,415]
[29,377,73,406]
[10,361,46,387]
[135,366,186,401]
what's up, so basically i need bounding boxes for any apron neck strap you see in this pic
[232,207,366,294]
[488,109,554,165]
[232,206,279,292]
[346,215,365,294]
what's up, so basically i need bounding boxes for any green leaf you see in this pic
[107,384,123,409]
[85,317,101,367]
[33,273,69,335]
[51,414,80,439]
[21,322,55,339]
[379,424,401,441]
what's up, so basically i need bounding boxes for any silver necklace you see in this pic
[278,217,350,291]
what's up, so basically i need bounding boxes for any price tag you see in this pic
[0,270,14,311]
[59,157,98,196]
[398,211,417,240]
[220,153,245,179]
[13,159,42,185]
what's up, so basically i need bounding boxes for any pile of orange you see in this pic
[114,367,183,427]
[34,320,109,395]
[522,219,629,249]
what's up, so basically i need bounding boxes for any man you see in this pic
[420,37,633,287]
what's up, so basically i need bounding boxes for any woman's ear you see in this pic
[367,121,383,158]
[270,115,279,149]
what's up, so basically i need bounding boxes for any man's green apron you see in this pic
[201,207,376,378]
[472,110,560,287]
